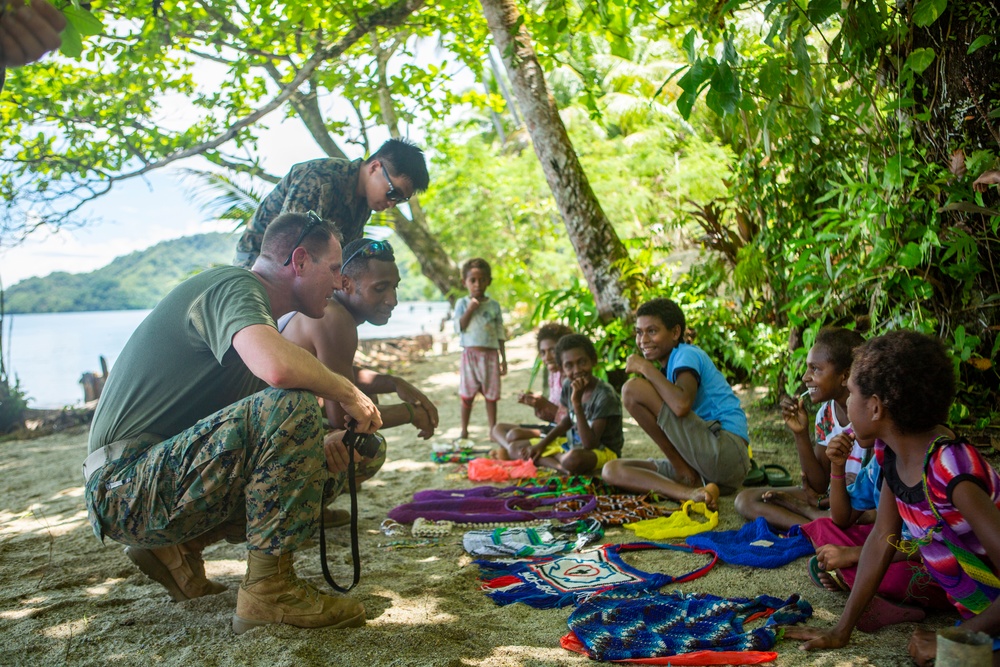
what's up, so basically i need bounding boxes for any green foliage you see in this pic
[4,233,236,314]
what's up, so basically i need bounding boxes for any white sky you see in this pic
[0,33,468,287]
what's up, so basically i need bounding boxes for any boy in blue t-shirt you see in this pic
[602,298,750,510]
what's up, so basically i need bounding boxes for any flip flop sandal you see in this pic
[807,556,849,592]
[742,460,767,487]
[806,556,825,589]
[762,464,794,487]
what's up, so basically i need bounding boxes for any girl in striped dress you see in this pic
[786,330,1000,667]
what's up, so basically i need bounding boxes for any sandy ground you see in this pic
[0,333,954,666]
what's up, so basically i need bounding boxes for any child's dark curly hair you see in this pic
[636,298,685,333]
[851,330,955,434]
[555,333,598,365]
[537,322,574,348]
[814,327,865,372]
[461,257,491,280]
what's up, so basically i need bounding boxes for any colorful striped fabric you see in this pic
[876,436,1000,617]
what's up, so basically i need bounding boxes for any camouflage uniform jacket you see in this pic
[234,157,371,268]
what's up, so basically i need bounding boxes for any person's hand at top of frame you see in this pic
[0,0,67,68]
[973,169,1000,193]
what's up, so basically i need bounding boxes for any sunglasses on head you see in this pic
[283,211,325,267]
[342,239,395,270]
[381,164,410,204]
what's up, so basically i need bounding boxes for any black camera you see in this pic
[342,429,385,459]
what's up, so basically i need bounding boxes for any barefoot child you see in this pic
[785,331,1000,666]
[492,322,573,455]
[735,327,866,530]
[602,298,750,511]
[454,258,507,443]
[512,334,623,475]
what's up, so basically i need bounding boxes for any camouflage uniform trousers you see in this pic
[85,387,385,555]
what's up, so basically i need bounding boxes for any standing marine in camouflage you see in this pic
[84,212,383,633]
[234,138,430,269]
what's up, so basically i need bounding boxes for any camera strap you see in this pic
[319,438,361,593]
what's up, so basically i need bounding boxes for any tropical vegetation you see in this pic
[1,0,997,425]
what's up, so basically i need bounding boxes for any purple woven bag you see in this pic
[388,493,596,524]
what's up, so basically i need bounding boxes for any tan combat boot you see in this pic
[125,528,228,602]
[232,551,365,634]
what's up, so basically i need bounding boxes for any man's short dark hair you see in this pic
[341,238,396,278]
[260,212,339,264]
[636,298,685,333]
[537,322,573,348]
[461,257,492,280]
[555,333,598,365]
[369,138,429,193]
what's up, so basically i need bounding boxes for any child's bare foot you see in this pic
[762,490,816,517]
[818,569,847,592]
[857,595,926,633]
[691,483,720,511]
[489,446,510,460]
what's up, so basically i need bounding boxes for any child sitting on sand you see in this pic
[601,298,750,511]
[509,333,623,475]
[799,430,949,631]
[785,331,1000,666]
[492,322,573,454]
[734,327,866,530]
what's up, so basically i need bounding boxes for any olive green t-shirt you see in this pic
[88,267,274,454]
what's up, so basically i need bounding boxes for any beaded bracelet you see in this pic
[830,473,846,480]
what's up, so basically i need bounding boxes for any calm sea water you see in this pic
[3,301,450,409]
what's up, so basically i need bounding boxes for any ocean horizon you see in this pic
[4,302,450,409]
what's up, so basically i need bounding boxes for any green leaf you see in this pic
[905,47,936,73]
[62,6,104,37]
[806,0,841,24]
[682,29,697,63]
[897,242,923,269]
[968,35,993,54]
[58,20,83,58]
[705,61,740,116]
[912,0,947,27]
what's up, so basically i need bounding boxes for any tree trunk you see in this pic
[478,0,632,322]
[372,34,464,300]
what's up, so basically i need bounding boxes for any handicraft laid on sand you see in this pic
[624,500,719,539]
[387,485,596,524]
[467,457,538,482]
[551,494,675,526]
[561,590,813,664]
[475,542,717,608]
[685,517,814,568]
[463,519,604,558]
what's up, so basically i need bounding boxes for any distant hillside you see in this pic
[4,231,439,314]
[4,233,236,314]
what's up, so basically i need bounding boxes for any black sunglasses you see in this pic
[342,239,395,270]
[283,211,324,267]
[381,164,410,204]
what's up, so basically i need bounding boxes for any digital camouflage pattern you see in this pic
[234,158,372,268]
[86,387,385,554]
